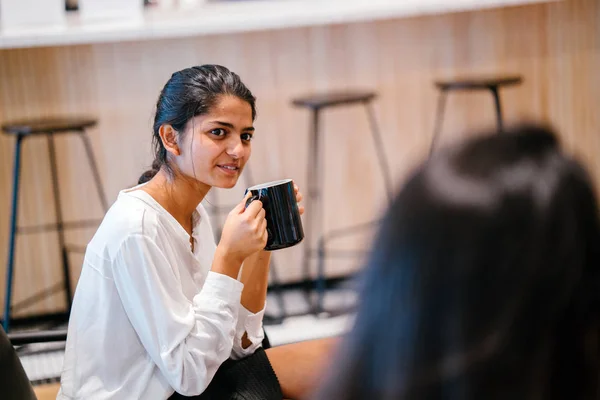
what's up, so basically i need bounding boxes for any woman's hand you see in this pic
[216,193,267,266]
[294,182,305,216]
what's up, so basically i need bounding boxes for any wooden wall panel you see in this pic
[0,0,598,317]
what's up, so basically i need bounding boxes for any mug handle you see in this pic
[245,194,261,210]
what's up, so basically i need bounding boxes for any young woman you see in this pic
[59,65,334,400]
[314,125,600,399]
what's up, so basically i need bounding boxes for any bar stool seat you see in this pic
[292,91,377,109]
[430,75,524,155]
[2,116,108,332]
[292,89,393,316]
[435,76,522,91]
[2,117,97,136]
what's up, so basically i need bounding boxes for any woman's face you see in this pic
[174,95,254,190]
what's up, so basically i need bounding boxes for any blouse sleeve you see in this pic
[111,234,243,396]
[230,303,266,359]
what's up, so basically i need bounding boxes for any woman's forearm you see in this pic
[240,250,271,313]
[238,251,271,349]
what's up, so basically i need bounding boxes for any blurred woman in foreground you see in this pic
[315,125,600,400]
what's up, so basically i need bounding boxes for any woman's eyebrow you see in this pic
[210,120,255,132]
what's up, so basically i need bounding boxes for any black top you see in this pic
[292,91,376,109]
[435,76,523,91]
[2,117,97,136]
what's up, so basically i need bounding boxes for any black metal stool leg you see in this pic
[314,236,327,315]
[313,101,393,316]
[364,101,394,204]
[47,134,73,312]
[430,90,448,156]
[79,130,109,212]
[4,134,24,332]
[491,86,504,132]
[303,108,322,306]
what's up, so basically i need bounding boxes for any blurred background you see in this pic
[0,0,598,397]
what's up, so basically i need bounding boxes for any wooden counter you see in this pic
[0,0,597,318]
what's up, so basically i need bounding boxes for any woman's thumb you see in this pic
[234,192,253,213]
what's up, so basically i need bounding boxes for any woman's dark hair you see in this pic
[315,125,600,399]
[138,64,256,184]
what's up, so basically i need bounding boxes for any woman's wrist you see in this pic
[212,245,244,279]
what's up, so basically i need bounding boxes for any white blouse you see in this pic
[58,187,265,400]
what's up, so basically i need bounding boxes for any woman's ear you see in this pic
[159,124,181,156]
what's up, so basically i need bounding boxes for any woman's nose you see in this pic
[226,138,244,158]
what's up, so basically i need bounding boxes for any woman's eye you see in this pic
[210,128,226,137]
[241,133,253,142]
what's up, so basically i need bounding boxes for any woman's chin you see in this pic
[213,179,238,189]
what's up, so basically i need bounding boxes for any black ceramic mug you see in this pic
[245,179,304,251]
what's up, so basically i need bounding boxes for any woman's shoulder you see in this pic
[113,190,164,230]
[88,190,163,255]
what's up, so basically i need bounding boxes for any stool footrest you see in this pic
[17,219,103,235]
[10,282,64,315]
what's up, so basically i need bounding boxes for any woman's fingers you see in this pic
[244,199,263,218]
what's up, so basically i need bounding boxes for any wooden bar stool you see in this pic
[430,75,523,154]
[292,90,393,315]
[2,117,108,332]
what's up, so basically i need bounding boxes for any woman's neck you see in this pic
[141,168,210,235]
